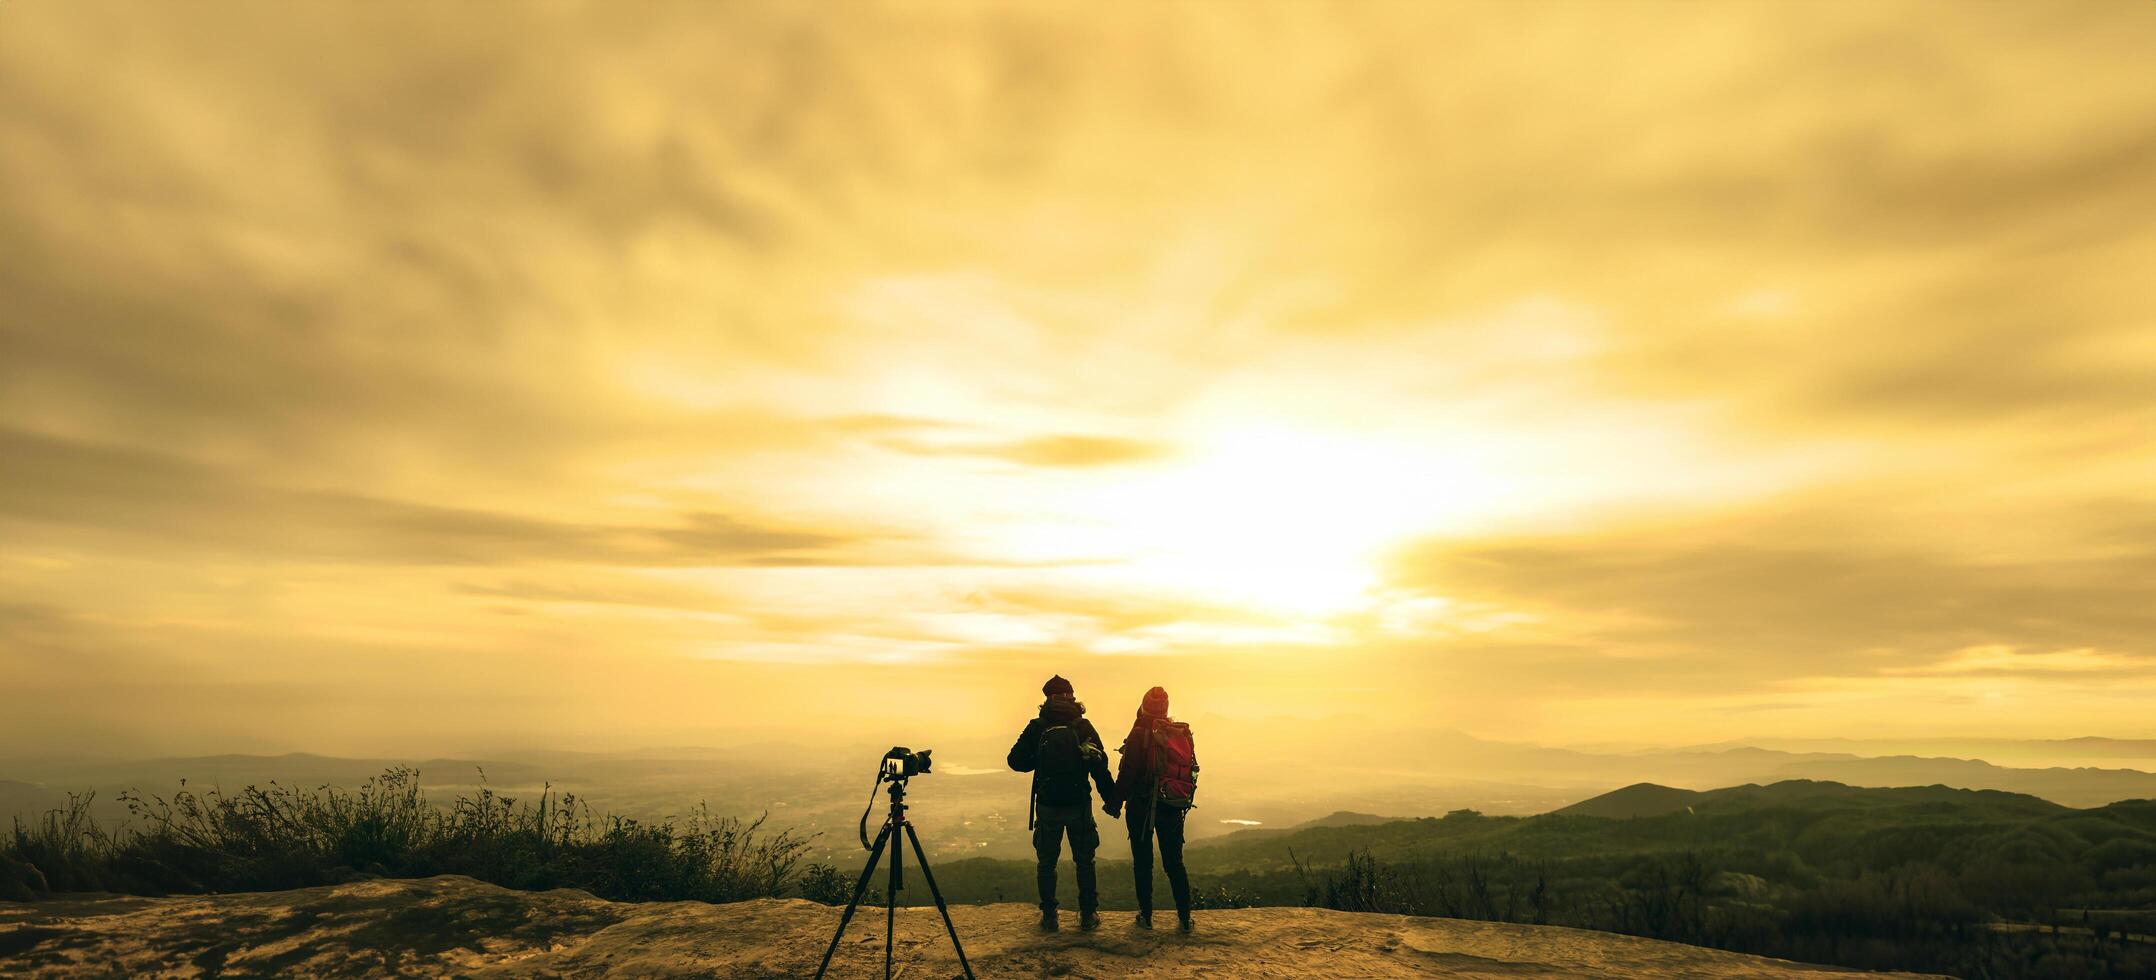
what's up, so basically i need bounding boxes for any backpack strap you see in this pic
[1134,718,1162,845]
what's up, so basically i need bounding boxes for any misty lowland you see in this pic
[8,732,2156,977]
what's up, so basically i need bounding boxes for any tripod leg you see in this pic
[814,824,893,980]
[886,829,900,980]
[905,822,977,980]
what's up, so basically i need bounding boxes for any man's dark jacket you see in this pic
[1007,696,1117,807]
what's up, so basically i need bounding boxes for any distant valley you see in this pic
[7,731,2155,866]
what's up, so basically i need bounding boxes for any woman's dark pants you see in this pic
[1125,801,1192,914]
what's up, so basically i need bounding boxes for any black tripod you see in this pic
[813,776,975,980]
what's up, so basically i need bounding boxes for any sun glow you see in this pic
[1056,424,1510,618]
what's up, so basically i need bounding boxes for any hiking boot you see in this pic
[1134,910,1153,930]
[1038,908,1058,931]
[1080,911,1101,931]
[1178,911,1194,933]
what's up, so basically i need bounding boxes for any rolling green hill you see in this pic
[1554,782,1705,818]
[1170,779,2103,872]
[1558,779,2070,820]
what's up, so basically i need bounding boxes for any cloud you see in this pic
[0,602,77,648]
[1882,645,2148,679]
[4,1,2156,749]
[453,580,706,611]
[0,428,864,567]
[876,432,1170,468]
[1388,501,2156,686]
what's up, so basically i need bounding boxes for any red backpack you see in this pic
[1148,720,1197,807]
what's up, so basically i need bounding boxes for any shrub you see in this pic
[798,862,850,904]
[3,767,812,905]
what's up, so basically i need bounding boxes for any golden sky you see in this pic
[4,2,2155,756]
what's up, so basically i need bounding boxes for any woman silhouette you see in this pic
[1109,686,1197,930]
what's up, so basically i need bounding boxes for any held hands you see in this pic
[1103,799,1122,819]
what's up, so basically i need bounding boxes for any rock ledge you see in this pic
[0,875,1936,978]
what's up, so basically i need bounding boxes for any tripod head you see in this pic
[859,746,934,850]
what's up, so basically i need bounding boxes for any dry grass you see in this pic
[2,767,810,903]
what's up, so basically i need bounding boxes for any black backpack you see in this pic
[1037,724,1087,783]
[1027,723,1101,826]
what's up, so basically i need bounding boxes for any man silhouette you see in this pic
[1006,674,1117,930]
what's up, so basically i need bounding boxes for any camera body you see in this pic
[881,745,933,780]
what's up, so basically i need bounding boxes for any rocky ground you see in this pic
[0,875,1935,978]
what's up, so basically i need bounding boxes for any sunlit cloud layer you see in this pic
[3,2,2154,754]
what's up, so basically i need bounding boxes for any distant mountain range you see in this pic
[1195,719,2156,809]
[1180,777,2136,872]
[1554,778,2071,819]
[1680,736,2156,767]
[1761,755,2156,808]
[6,734,2156,851]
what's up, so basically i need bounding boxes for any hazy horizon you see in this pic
[13,724,2156,770]
[6,2,2156,759]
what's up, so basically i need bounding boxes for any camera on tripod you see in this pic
[821,744,973,979]
[880,745,933,781]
